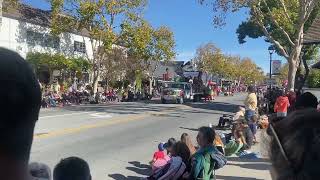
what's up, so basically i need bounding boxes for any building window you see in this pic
[26,30,60,49]
[74,41,86,53]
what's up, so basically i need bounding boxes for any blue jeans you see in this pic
[245,110,255,121]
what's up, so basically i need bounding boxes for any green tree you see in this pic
[193,43,264,84]
[50,0,147,94]
[307,69,320,88]
[121,21,176,92]
[200,0,320,90]
[26,52,91,83]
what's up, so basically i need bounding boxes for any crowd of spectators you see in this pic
[2,47,320,180]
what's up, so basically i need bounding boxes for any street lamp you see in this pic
[267,46,275,113]
[268,46,275,82]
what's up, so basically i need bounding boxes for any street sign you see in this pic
[272,60,282,75]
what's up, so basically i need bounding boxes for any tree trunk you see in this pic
[92,70,100,95]
[287,60,298,91]
[149,77,153,95]
[297,52,310,93]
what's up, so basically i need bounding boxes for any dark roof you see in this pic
[304,17,320,45]
[3,3,90,37]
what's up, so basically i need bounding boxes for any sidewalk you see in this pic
[216,130,272,180]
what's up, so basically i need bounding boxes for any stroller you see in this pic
[217,114,235,129]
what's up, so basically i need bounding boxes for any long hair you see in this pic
[181,133,197,155]
[172,141,191,166]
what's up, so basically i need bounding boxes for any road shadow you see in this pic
[215,175,264,180]
[227,162,271,171]
[108,161,151,180]
[185,102,239,113]
[179,126,199,131]
[108,174,141,180]
[227,157,270,163]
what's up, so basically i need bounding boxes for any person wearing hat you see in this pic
[0,48,41,180]
[151,143,170,172]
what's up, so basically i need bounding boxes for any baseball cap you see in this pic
[163,138,176,149]
[158,143,165,151]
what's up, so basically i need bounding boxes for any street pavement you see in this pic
[30,94,272,180]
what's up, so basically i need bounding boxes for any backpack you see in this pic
[148,156,186,180]
[193,147,227,180]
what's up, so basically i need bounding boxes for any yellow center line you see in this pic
[33,108,180,140]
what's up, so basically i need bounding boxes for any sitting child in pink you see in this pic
[151,143,170,172]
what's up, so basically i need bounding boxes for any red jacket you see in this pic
[274,96,290,113]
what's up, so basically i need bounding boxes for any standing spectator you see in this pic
[53,157,91,180]
[181,133,197,156]
[190,127,227,179]
[274,91,290,117]
[249,115,259,144]
[52,80,61,94]
[244,86,258,121]
[0,48,41,180]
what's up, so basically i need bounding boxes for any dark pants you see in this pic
[245,110,255,121]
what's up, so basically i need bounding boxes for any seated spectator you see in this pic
[53,157,91,180]
[233,106,245,120]
[274,91,290,117]
[0,48,41,180]
[294,92,318,110]
[190,127,227,179]
[151,143,170,172]
[29,162,51,180]
[148,142,190,180]
[164,138,177,156]
[181,133,197,156]
[269,109,320,179]
[249,115,259,144]
[237,119,254,150]
[214,133,225,155]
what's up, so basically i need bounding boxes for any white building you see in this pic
[0,3,94,60]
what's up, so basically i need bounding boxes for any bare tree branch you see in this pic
[252,6,290,59]
[278,0,293,23]
[262,0,295,46]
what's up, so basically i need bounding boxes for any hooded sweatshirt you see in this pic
[274,96,290,113]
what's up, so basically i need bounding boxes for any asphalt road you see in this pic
[30,94,269,179]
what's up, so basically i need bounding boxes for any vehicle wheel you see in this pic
[161,99,166,104]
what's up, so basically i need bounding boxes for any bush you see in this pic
[307,69,320,88]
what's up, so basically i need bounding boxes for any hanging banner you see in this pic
[272,60,282,75]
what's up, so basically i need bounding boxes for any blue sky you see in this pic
[22,0,284,73]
